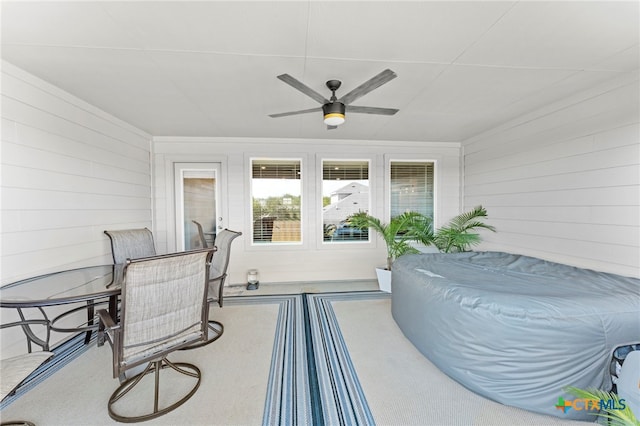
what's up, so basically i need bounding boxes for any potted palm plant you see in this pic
[432,205,496,253]
[348,206,495,292]
[348,211,433,271]
[348,211,434,292]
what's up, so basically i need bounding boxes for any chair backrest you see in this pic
[210,229,242,280]
[118,249,215,368]
[192,220,209,248]
[104,228,156,264]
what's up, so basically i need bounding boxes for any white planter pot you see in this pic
[375,267,392,293]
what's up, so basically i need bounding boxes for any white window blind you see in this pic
[390,161,434,218]
[251,159,301,244]
[322,161,369,181]
[252,160,301,179]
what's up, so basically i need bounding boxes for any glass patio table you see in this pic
[0,264,125,349]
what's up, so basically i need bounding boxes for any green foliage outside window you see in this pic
[252,195,301,220]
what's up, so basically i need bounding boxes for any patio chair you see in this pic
[104,228,156,264]
[96,248,215,422]
[63,228,158,345]
[1,318,54,425]
[182,229,242,349]
[192,220,212,248]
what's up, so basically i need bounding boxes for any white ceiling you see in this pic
[1,1,638,142]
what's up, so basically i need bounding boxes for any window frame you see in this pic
[385,156,438,226]
[247,155,306,248]
[316,155,377,249]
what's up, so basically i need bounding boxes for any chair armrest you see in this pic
[0,317,51,352]
[96,309,119,347]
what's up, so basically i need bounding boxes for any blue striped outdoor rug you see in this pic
[2,290,391,425]
[225,291,390,425]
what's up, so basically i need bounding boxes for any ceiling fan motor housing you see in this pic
[323,101,346,116]
[323,101,346,125]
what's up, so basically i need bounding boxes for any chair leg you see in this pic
[84,300,95,344]
[107,358,201,423]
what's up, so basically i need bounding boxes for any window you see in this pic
[390,161,434,218]
[251,159,302,244]
[322,160,369,242]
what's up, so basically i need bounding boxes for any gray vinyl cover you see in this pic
[391,251,640,421]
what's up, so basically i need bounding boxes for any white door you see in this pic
[174,163,223,251]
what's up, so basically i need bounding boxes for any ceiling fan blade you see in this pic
[269,107,321,118]
[347,105,399,115]
[277,74,328,104]
[338,69,397,105]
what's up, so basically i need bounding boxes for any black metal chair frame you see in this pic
[97,248,214,423]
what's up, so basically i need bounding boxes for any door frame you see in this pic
[174,162,223,251]
[163,156,228,253]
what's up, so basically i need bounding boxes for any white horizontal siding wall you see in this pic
[153,137,461,284]
[1,62,152,355]
[1,61,153,283]
[463,72,639,278]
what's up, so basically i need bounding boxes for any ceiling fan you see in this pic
[269,69,399,129]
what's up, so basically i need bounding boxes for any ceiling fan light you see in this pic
[324,113,345,126]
